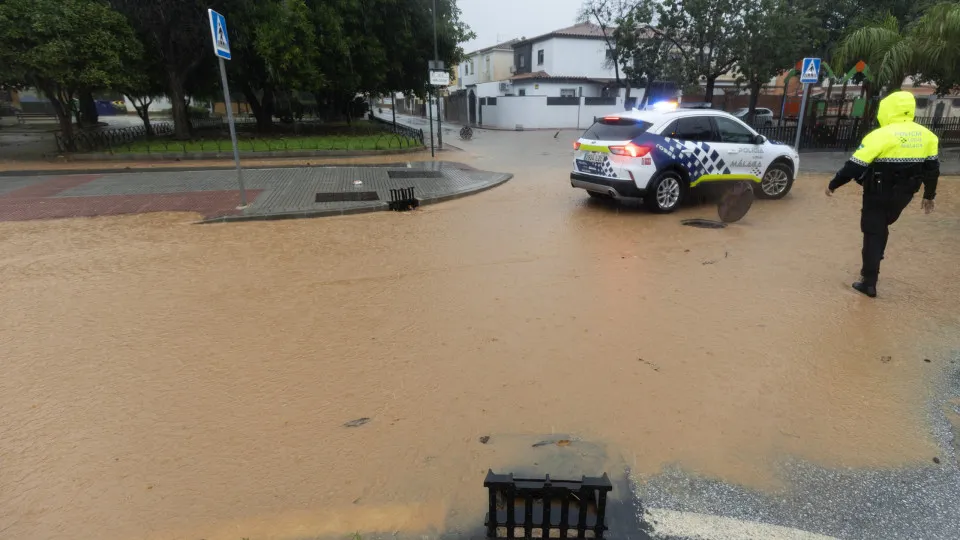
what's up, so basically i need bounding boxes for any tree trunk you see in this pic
[704,77,716,108]
[747,81,762,125]
[39,83,75,151]
[141,108,153,136]
[243,87,275,133]
[79,91,99,127]
[624,86,632,110]
[167,69,190,139]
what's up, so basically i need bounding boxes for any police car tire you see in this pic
[756,162,794,200]
[644,171,684,213]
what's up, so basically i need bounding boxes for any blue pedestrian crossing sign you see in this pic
[800,57,820,84]
[208,9,231,60]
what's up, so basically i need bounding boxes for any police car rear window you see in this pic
[582,118,652,141]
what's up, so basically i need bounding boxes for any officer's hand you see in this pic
[921,199,935,214]
[825,187,834,197]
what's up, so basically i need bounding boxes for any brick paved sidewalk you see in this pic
[0,161,511,223]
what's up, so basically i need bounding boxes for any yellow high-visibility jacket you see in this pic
[828,91,939,199]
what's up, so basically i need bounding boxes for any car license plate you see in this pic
[585,151,604,163]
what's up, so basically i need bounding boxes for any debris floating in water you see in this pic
[343,417,371,428]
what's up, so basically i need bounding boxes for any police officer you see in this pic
[825,91,939,298]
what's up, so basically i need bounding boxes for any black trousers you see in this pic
[860,190,914,285]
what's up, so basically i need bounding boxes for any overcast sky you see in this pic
[458,0,585,51]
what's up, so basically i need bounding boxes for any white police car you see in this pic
[571,107,800,212]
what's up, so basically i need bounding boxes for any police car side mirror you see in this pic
[754,134,766,145]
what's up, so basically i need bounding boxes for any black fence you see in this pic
[369,114,425,145]
[755,116,960,151]
[56,115,424,154]
[483,470,613,539]
[756,119,868,152]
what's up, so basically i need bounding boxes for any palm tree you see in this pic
[911,2,960,93]
[833,2,960,93]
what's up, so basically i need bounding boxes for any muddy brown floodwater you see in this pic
[1,163,958,540]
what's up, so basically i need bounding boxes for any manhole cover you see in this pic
[717,181,755,223]
[387,170,443,179]
[315,191,379,203]
[681,218,727,229]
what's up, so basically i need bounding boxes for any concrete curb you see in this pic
[62,146,426,162]
[198,172,513,224]
[0,160,478,178]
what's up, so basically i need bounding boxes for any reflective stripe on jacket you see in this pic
[829,91,939,199]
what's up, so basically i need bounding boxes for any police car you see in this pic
[570,107,800,212]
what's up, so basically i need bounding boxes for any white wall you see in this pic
[459,56,479,87]
[509,81,601,97]
[536,37,617,79]
[475,81,503,98]
[480,95,624,130]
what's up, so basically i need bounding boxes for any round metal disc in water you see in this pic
[718,181,755,223]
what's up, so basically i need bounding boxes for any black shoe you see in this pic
[852,281,877,298]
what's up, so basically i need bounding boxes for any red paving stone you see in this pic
[1,175,102,199]
[0,190,262,222]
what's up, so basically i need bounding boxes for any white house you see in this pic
[455,39,520,95]
[507,22,639,99]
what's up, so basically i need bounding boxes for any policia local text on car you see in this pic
[825,91,939,298]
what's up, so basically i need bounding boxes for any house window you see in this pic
[537,49,544,65]
[519,89,526,96]
[560,88,577,98]
[485,56,490,74]
[519,55,525,68]
[605,49,616,61]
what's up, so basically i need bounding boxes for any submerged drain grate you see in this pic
[387,170,443,179]
[389,187,419,211]
[681,218,727,229]
[483,470,612,538]
[315,191,380,203]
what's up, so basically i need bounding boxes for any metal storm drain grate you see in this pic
[483,470,612,538]
[387,170,443,179]
[681,218,727,229]
[389,187,419,211]
[315,191,380,203]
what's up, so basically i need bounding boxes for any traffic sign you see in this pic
[429,70,450,86]
[208,9,231,60]
[800,57,820,84]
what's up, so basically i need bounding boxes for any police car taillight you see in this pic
[608,143,650,158]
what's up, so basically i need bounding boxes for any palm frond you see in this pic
[832,23,903,73]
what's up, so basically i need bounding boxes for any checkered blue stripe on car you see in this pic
[661,138,732,180]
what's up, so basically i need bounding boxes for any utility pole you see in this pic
[392,91,396,128]
[433,0,442,150]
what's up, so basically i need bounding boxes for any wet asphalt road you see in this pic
[389,112,960,540]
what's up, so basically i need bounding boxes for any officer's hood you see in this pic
[876,91,915,126]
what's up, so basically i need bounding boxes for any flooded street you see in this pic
[2,130,959,540]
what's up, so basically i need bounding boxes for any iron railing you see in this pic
[369,114,425,145]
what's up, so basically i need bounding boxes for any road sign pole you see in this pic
[437,88,443,150]
[794,82,810,151]
[428,88,435,158]
[217,57,247,206]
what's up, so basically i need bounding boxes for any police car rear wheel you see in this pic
[645,172,684,213]
[757,163,793,199]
